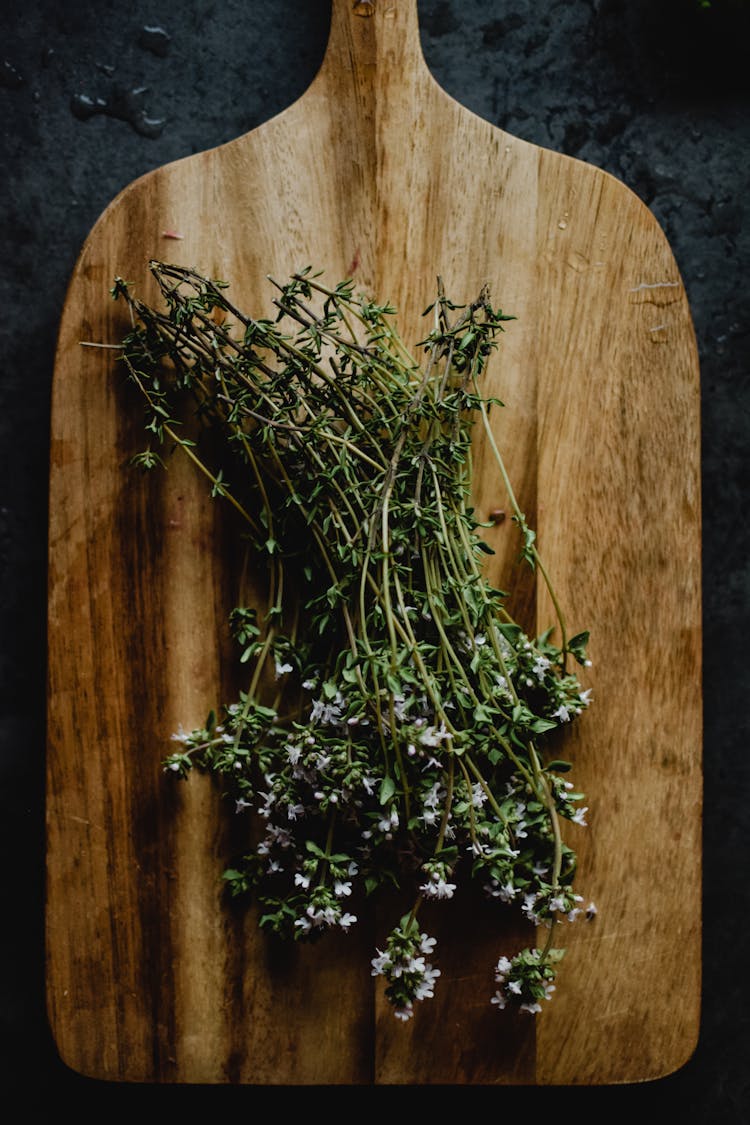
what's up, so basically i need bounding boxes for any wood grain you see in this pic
[46,0,702,1085]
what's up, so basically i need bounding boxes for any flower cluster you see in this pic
[491,948,561,1014]
[118,264,595,1022]
[371,918,441,1021]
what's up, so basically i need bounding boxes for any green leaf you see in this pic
[379,776,396,805]
[385,671,401,694]
[567,631,591,665]
[530,717,558,734]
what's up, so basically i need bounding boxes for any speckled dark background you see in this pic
[1,0,748,1113]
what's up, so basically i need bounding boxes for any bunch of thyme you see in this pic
[113,261,595,1021]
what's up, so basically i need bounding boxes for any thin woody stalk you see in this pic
[112,263,595,1024]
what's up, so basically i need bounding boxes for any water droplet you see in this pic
[70,86,166,139]
[1,60,24,89]
[558,220,568,230]
[138,25,171,57]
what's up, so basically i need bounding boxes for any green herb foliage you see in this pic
[113,262,595,1021]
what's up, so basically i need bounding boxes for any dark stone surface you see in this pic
[1,0,747,1113]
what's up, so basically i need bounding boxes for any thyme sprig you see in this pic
[113,261,595,1022]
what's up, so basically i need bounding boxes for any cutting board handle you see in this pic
[315,0,430,89]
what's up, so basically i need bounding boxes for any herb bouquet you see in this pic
[114,262,594,1021]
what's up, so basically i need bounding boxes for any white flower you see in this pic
[371,950,390,976]
[170,724,190,743]
[257,789,275,818]
[274,659,293,678]
[520,1001,542,1014]
[522,893,540,923]
[494,674,513,699]
[552,704,571,722]
[334,880,352,898]
[267,824,292,847]
[507,979,522,995]
[567,908,582,922]
[586,901,598,920]
[471,782,487,808]
[235,797,252,814]
[491,990,507,1009]
[419,723,451,747]
[394,1005,414,1021]
[378,807,400,833]
[294,916,312,934]
[267,859,283,874]
[497,881,518,903]
[414,966,441,999]
[572,806,588,826]
[392,695,408,720]
[420,876,456,900]
[307,905,337,927]
[579,688,592,706]
[495,956,512,979]
[286,744,302,766]
[338,912,357,930]
[167,761,182,772]
[310,695,345,726]
[423,781,444,810]
[286,802,305,821]
[549,896,566,913]
[532,655,550,680]
[294,872,310,889]
[419,933,437,955]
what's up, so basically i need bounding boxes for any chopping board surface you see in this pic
[46,0,702,1085]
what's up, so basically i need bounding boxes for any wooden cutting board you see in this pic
[46,0,702,1085]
